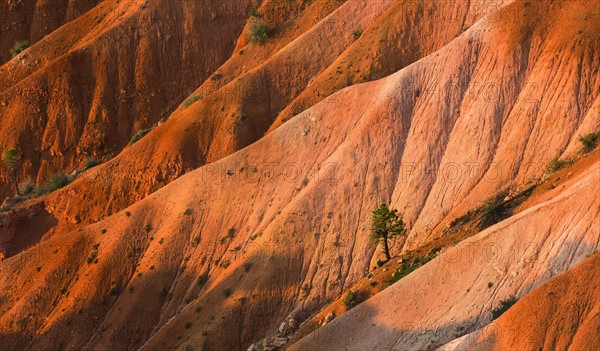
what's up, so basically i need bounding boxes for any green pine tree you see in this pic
[370,203,406,261]
[2,148,21,196]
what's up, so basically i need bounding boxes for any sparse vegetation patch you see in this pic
[479,199,508,229]
[129,129,152,145]
[243,263,252,272]
[578,131,599,153]
[491,296,517,319]
[546,157,574,173]
[249,4,262,18]
[183,94,202,109]
[83,157,100,170]
[46,173,69,193]
[387,261,418,285]
[19,180,35,196]
[10,40,29,57]
[343,290,358,310]
[249,19,269,45]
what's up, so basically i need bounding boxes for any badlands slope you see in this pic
[440,253,600,351]
[0,0,250,199]
[0,0,99,66]
[289,158,599,350]
[0,0,599,350]
[1,0,516,243]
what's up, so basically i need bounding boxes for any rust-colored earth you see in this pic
[0,0,598,350]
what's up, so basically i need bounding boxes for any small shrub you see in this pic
[388,269,405,284]
[546,157,573,173]
[86,251,97,264]
[243,263,252,272]
[352,29,362,40]
[376,259,385,267]
[46,173,69,192]
[184,208,193,215]
[145,223,153,232]
[223,288,232,297]
[388,261,419,285]
[343,290,358,310]
[250,231,263,240]
[249,5,262,18]
[183,94,202,109]
[488,282,493,289]
[191,236,200,247]
[428,247,442,258]
[2,148,21,196]
[109,286,120,296]
[197,274,207,286]
[18,180,35,196]
[249,20,269,45]
[480,200,504,228]
[10,40,29,57]
[578,132,599,153]
[491,296,517,319]
[129,129,152,145]
[83,157,100,170]
[227,227,235,237]
[185,322,192,329]
[0,205,11,212]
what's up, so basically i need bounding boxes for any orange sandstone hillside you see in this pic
[0,0,251,199]
[0,0,599,351]
[289,158,599,350]
[0,0,519,244]
[440,253,600,351]
[0,0,99,66]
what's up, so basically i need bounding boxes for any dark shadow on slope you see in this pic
[0,203,58,259]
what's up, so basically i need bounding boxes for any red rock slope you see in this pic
[0,0,251,199]
[1,0,526,255]
[440,253,600,351]
[0,0,99,65]
[289,159,599,350]
[0,0,598,350]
